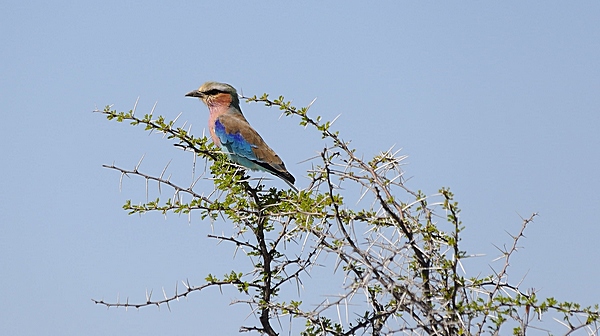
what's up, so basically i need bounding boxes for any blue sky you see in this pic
[1,1,599,335]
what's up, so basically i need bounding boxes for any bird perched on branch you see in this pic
[186,81,297,191]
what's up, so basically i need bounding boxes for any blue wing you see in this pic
[214,118,257,160]
[214,114,296,189]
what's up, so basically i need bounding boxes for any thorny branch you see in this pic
[92,278,262,311]
[94,97,600,335]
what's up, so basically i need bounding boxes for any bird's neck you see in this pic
[207,93,237,123]
[206,92,243,120]
[205,92,243,146]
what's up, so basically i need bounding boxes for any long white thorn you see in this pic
[329,113,342,127]
[306,97,318,110]
[158,160,172,194]
[132,97,140,117]
[172,112,183,125]
[135,153,146,172]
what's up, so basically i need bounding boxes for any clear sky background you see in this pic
[1,1,599,335]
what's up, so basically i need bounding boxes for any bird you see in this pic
[186,81,297,192]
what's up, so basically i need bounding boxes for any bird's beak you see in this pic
[185,90,204,98]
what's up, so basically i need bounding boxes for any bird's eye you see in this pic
[203,89,223,96]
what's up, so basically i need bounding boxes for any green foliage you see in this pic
[94,94,599,336]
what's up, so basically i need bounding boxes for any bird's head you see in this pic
[185,81,240,108]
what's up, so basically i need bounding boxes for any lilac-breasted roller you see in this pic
[186,82,297,191]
